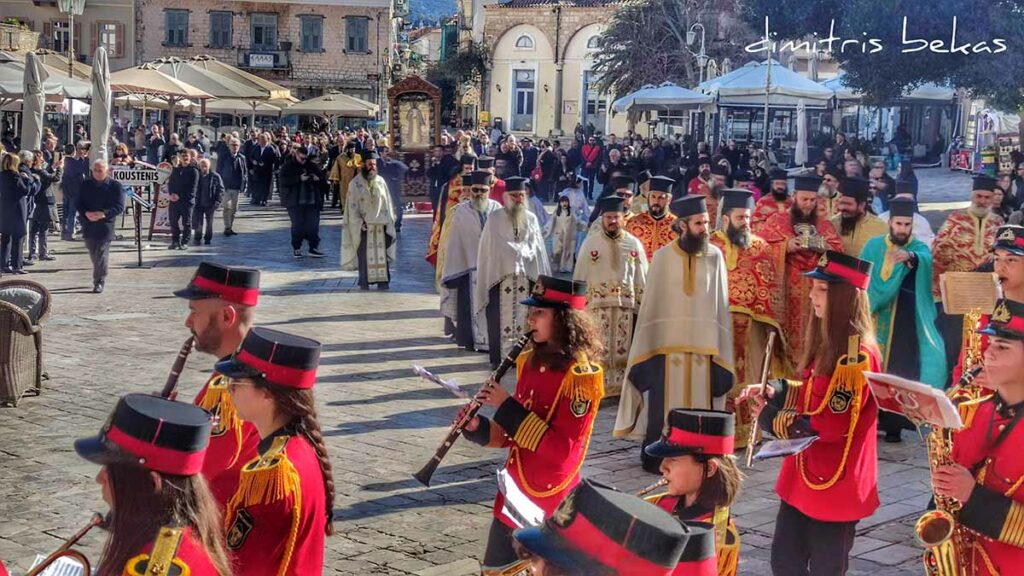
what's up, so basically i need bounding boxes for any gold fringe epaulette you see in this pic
[125,526,186,576]
[197,374,245,466]
[566,359,604,403]
[224,435,302,576]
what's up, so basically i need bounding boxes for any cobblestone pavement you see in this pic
[0,168,974,575]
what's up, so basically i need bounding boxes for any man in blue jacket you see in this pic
[77,159,125,293]
[194,158,224,246]
[167,148,200,250]
[61,141,91,240]
[216,137,248,236]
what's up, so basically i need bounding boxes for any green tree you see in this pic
[591,0,758,96]
[425,42,489,119]
[739,0,1024,111]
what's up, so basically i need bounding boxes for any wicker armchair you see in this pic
[0,279,51,407]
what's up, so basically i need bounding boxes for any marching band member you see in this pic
[744,251,881,575]
[934,298,1024,575]
[175,261,262,506]
[643,409,742,576]
[459,275,605,574]
[511,478,707,576]
[216,327,334,576]
[74,394,232,575]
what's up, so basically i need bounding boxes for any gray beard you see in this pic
[472,196,489,212]
[968,205,991,219]
[507,204,527,228]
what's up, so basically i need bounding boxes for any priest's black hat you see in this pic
[460,155,478,167]
[838,177,871,202]
[769,168,789,182]
[826,167,844,180]
[993,225,1024,256]
[733,170,751,183]
[596,196,627,214]
[794,175,823,193]
[973,175,997,192]
[612,175,637,194]
[470,170,492,187]
[895,179,918,196]
[636,170,652,186]
[477,156,496,169]
[720,189,755,212]
[888,198,917,218]
[670,195,707,218]
[521,275,587,311]
[710,164,730,177]
[461,174,472,187]
[506,176,529,192]
[361,150,380,161]
[649,176,676,194]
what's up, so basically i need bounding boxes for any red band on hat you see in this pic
[236,349,317,389]
[823,262,869,290]
[666,428,734,455]
[554,513,674,576]
[995,316,1024,333]
[674,557,718,576]
[191,275,259,306]
[107,425,206,476]
[1013,237,1024,248]
[541,289,587,310]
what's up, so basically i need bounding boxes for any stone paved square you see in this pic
[0,168,975,574]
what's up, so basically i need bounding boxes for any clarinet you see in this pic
[160,336,195,400]
[414,330,535,486]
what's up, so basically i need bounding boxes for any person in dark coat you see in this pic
[28,150,60,261]
[77,159,125,293]
[0,153,36,274]
[378,147,409,233]
[247,133,279,206]
[61,142,90,240]
[167,149,200,250]
[278,147,326,258]
[216,137,248,236]
[193,158,224,246]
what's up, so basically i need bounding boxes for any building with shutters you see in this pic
[0,0,136,70]
[134,0,395,109]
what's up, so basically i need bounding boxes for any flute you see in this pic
[636,478,668,497]
[745,331,777,467]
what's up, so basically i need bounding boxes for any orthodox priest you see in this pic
[861,199,946,442]
[476,176,550,368]
[573,196,649,396]
[759,175,843,374]
[440,170,503,352]
[615,194,734,473]
[435,173,473,299]
[751,169,792,233]
[343,150,397,290]
[479,156,507,204]
[626,176,678,262]
[426,154,475,266]
[932,175,1003,374]
[709,189,785,448]
[830,177,888,256]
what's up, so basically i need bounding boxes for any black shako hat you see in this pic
[645,409,735,459]
[505,176,529,192]
[215,327,322,390]
[888,198,917,218]
[512,479,689,575]
[649,176,675,194]
[596,195,627,215]
[838,177,871,202]
[804,250,872,290]
[720,189,755,212]
[612,175,637,194]
[476,156,496,169]
[521,275,587,311]
[993,225,1024,256]
[979,299,1024,340]
[174,262,261,306]
[469,170,492,187]
[794,175,823,193]
[75,393,212,476]
[973,175,997,192]
[895,179,918,196]
[675,521,718,576]
[670,195,707,218]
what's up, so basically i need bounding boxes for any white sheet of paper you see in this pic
[497,468,545,529]
[30,554,86,576]
[754,436,819,461]
[411,365,468,399]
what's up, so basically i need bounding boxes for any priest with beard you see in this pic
[440,170,503,352]
[709,189,785,448]
[614,194,735,473]
[343,150,397,290]
[861,198,946,442]
[626,176,678,262]
[830,177,888,256]
[475,177,551,368]
[426,154,475,267]
[573,196,649,396]
[932,175,1004,379]
[751,169,792,233]
[759,176,843,374]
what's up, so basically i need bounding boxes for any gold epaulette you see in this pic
[566,359,604,403]
[481,560,533,576]
[196,374,245,466]
[125,526,186,576]
[643,492,668,505]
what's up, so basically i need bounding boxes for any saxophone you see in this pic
[916,425,972,576]
[948,309,985,404]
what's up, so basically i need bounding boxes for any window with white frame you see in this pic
[515,34,534,49]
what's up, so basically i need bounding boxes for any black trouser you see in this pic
[771,500,857,576]
[935,302,963,389]
[191,204,216,243]
[169,203,192,245]
[84,237,111,285]
[287,206,321,250]
[451,275,475,350]
[1,233,24,271]
[28,220,49,257]
[482,518,517,569]
[62,192,78,237]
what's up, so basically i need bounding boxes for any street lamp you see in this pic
[686,22,708,85]
[57,0,86,78]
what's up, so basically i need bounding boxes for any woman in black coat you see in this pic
[28,150,60,261]
[0,153,37,273]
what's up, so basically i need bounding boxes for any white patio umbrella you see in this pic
[90,46,112,162]
[20,52,48,149]
[795,99,808,167]
[697,59,834,107]
[204,98,281,117]
[282,92,379,120]
[610,84,657,114]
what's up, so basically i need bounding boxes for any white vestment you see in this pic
[440,199,502,351]
[343,174,397,278]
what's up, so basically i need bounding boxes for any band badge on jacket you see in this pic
[570,398,591,417]
[828,388,853,413]
[226,509,255,550]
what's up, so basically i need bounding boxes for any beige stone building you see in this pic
[0,0,136,70]
[134,0,394,107]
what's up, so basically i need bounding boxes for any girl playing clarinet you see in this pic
[459,275,605,575]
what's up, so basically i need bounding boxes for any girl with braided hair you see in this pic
[217,327,334,576]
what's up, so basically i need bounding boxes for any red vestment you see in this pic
[625,212,678,262]
[751,195,792,234]
[425,174,464,266]
[930,210,1002,300]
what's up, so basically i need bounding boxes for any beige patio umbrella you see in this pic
[109,65,211,132]
[282,92,379,127]
[28,49,92,80]
[20,52,48,149]
[90,46,112,162]
[205,98,281,117]
[183,55,295,127]
[113,94,198,113]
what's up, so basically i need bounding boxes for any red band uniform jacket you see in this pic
[195,372,260,507]
[224,428,326,576]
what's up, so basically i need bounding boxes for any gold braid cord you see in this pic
[798,353,868,491]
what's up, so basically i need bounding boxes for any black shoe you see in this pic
[884,431,903,443]
[308,248,324,258]
[193,237,202,246]
[293,249,304,259]
[377,282,390,291]
[204,239,211,246]
[169,242,180,250]
[93,283,104,293]
[179,243,189,251]
[224,229,235,237]
[1,268,11,273]
[25,255,35,262]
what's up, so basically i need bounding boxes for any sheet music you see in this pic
[754,436,819,461]
[29,554,86,576]
[940,272,999,314]
[411,365,468,399]
[865,371,963,429]
[496,468,544,529]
